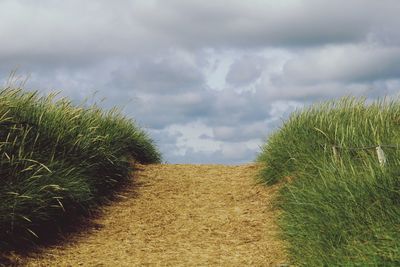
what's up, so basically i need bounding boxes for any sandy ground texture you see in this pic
[8,164,287,266]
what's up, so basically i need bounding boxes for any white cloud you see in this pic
[226,55,266,87]
[1,0,400,163]
[282,45,400,84]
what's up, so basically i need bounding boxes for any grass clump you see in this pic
[0,87,161,249]
[257,97,400,266]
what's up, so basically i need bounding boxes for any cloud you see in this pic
[108,51,205,94]
[281,45,400,85]
[1,0,400,164]
[212,122,268,142]
[127,90,214,129]
[0,0,397,66]
[226,55,266,87]
[164,144,259,165]
[149,0,376,48]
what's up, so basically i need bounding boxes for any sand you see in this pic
[7,164,287,266]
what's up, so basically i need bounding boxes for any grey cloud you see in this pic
[226,55,265,87]
[219,143,259,162]
[122,85,277,130]
[150,0,373,48]
[212,122,267,142]
[257,80,391,102]
[2,0,400,164]
[149,129,183,145]
[124,90,215,129]
[282,45,400,85]
[199,133,212,140]
[209,90,270,126]
[109,56,204,94]
[1,0,398,66]
[166,146,258,165]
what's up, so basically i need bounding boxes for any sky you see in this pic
[1,0,400,164]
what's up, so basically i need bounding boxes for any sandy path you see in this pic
[16,164,287,266]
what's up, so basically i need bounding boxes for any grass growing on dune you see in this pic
[258,97,400,266]
[0,87,161,248]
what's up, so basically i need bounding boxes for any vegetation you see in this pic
[258,97,400,266]
[0,87,161,248]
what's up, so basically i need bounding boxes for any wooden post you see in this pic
[376,145,386,167]
[332,146,339,162]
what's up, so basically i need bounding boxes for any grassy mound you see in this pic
[0,87,161,248]
[258,97,400,266]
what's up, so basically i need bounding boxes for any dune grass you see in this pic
[258,97,400,266]
[0,87,161,249]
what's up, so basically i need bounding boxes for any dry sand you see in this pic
[8,164,287,266]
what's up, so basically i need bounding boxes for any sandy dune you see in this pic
[11,164,287,266]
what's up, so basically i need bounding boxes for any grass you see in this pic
[0,87,161,249]
[257,97,400,266]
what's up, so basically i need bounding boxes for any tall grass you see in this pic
[0,87,161,248]
[258,97,400,266]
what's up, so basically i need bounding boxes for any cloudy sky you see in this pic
[1,0,400,164]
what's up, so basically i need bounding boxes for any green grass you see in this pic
[0,87,161,248]
[257,97,400,266]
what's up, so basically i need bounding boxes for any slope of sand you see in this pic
[12,164,287,266]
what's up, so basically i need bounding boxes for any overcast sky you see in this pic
[1,0,400,164]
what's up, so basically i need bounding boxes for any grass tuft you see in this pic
[0,87,161,249]
[257,97,400,266]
